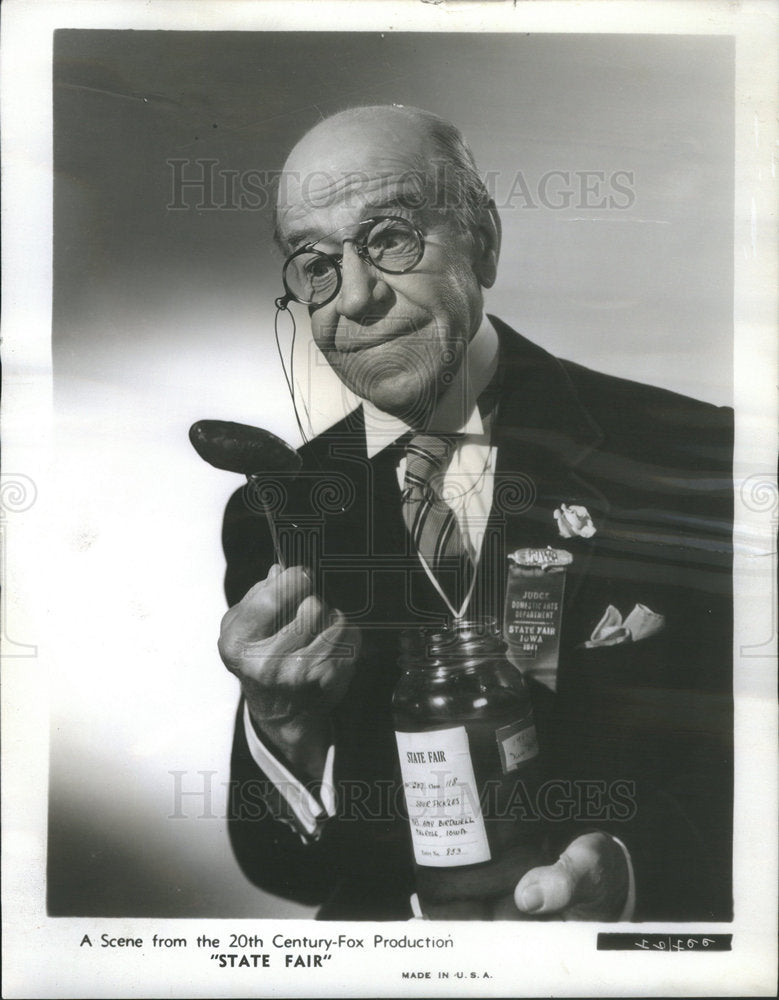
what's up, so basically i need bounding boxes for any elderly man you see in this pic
[219,105,733,920]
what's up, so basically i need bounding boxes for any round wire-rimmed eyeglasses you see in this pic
[281,215,426,307]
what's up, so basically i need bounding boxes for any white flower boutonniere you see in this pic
[554,503,596,539]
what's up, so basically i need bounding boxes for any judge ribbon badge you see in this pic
[503,546,573,692]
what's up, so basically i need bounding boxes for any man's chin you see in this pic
[361,375,438,425]
[333,353,440,424]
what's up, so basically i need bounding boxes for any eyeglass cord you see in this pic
[274,299,311,447]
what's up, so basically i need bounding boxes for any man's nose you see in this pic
[334,242,388,319]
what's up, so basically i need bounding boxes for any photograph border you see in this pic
[2,2,777,997]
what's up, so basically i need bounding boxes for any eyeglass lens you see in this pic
[282,217,423,306]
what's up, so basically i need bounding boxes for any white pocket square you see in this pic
[585,603,665,648]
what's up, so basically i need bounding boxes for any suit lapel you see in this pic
[487,317,611,608]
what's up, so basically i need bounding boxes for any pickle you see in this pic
[189,420,302,476]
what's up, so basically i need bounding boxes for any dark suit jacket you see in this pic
[223,317,733,921]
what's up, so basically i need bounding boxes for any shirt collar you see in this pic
[361,315,499,458]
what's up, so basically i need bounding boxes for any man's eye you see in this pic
[304,257,332,279]
[370,227,405,251]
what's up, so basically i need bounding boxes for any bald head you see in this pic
[283,105,439,175]
[275,105,491,251]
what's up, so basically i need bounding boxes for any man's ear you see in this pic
[473,199,501,289]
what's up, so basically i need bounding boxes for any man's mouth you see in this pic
[332,322,428,354]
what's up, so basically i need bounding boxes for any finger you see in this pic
[272,605,359,666]
[265,566,317,631]
[309,611,361,661]
[266,612,358,697]
[227,566,314,644]
[304,615,360,672]
[273,594,328,654]
[513,859,576,916]
[514,834,625,918]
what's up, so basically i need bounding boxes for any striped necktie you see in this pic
[401,434,471,606]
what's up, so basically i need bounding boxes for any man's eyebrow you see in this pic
[362,195,423,216]
[285,228,319,251]
[282,201,426,253]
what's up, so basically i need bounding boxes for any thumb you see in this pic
[513,859,577,916]
[514,836,602,916]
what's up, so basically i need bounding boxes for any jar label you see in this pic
[495,716,539,773]
[395,726,491,868]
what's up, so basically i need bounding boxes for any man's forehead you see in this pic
[277,168,429,247]
[276,111,436,244]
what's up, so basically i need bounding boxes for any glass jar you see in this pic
[392,617,545,918]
